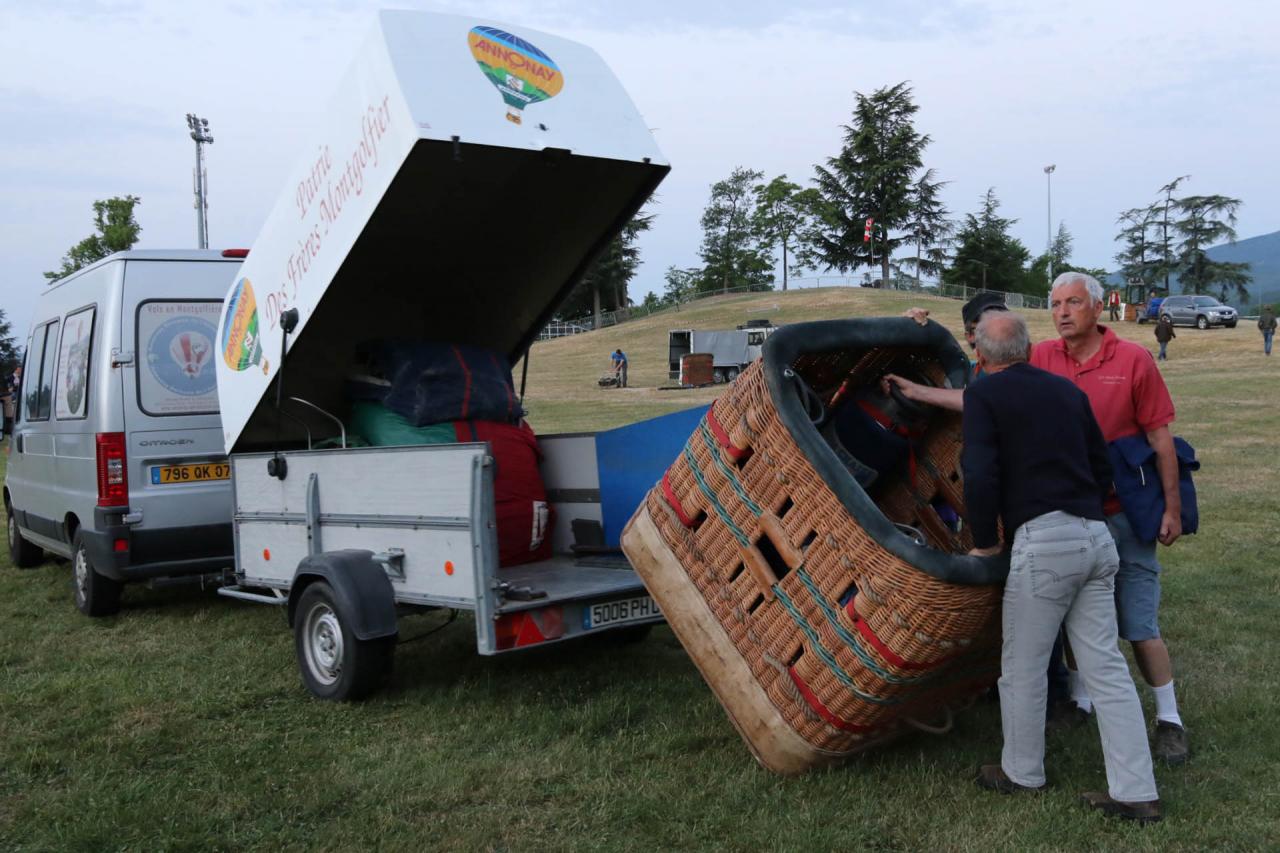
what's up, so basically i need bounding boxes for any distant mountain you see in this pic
[1106,228,1280,310]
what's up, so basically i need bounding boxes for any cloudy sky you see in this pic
[3,0,1278,336]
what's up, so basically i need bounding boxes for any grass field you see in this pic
[3,289,1277,851]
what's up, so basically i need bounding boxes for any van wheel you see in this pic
[726,367,740,382]
[294,581,394,701]
[1196,315,1209,330]
[713,368,727,384]
[73,533,121,616]
[7,505,44,569]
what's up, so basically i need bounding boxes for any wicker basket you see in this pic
[621,318,1009,774]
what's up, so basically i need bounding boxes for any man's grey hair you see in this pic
[974,311,1031,367]
[1050,272,1105,305]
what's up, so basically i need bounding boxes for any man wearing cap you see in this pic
[900,294,1074,726]
[893,273,1191,765]
[899,292,1009,405]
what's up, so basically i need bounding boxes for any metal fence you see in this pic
[541,277,1045,338]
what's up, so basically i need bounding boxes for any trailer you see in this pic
[212,10,671,699]
[667,321,777,384]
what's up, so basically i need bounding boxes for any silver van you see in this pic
[5,249,244,615]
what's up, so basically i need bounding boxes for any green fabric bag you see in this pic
[350,401,457,447]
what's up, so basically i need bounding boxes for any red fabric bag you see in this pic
[454,420,553,567]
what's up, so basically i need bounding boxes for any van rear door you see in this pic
[119,259,240,559]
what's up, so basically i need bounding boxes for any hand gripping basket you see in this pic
[621,318,1009,774]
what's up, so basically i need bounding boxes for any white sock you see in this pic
[1153,680,1183,727]
[1068,669,1093,714]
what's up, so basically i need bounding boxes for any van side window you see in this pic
[136,300,222,416]
[56,306,96,420]
[26,320,61,421]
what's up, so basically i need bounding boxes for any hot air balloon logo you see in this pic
[467,26,564,125]
[221,277,265,373]
[170,330,212,379]
[147,314,219,398]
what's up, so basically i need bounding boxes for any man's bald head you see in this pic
[974,311,1031,368]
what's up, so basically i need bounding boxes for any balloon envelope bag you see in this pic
[621,318,1009,774]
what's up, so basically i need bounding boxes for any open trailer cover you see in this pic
[216,9,669,453]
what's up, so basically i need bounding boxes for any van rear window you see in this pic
[56,306,95,420]
[136,301,221,416]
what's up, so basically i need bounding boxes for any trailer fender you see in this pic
[288,550,398,641]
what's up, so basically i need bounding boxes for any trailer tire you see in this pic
[726,367,739,382]
[713,368,727,384]
[294,580,394,701]
[72,532,121,617]
[7,504,44,569]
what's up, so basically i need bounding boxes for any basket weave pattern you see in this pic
[642,351,1003,754]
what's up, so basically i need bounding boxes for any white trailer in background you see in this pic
[213,10,669,699]
[667,322,778,384]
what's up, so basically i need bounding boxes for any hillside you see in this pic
[518,286,1261,434]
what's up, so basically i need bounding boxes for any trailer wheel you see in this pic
[7,504,44,569]
[713,368,727,384]
[72,533,121,617]
[726,367,740,382]
[295,581,394,701]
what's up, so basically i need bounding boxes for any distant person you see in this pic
[1154,315,1175,361]
[1108,289,1122,321]
[963,311,1160,822]
[610,349,628,388]
[1259,305,1276,356]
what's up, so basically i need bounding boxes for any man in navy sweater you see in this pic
[963,311,1161,822]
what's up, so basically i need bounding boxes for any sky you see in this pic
[3,0,1279,337]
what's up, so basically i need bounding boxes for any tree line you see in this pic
[619,83,1252,311]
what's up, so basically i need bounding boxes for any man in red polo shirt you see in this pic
[1030,272,1188,765]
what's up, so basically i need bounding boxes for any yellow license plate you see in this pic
[150,462,231,485]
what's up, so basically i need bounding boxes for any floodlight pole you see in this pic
[187,113,214,249]
[1044,164,1056,288]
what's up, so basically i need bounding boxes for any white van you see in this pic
[5,249,244,615]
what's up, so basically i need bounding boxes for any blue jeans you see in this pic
[1106,512,1163,642]
[1157,341,1168,360]
[1265,330,1274,355]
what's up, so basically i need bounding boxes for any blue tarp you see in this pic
[594,405,710,547]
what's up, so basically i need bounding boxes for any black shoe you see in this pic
[1153,721,1190,765]
[975,764,1047,795]
[1046,700,1092,734]
[1080,791,1162,823]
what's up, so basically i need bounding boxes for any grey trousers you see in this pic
[1000,511,1158,802]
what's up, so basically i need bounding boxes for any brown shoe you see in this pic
[975,764,1047,794]
[1080,791,1163,823]
[1153,721,1190,765]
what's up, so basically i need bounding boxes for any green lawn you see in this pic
[3,291,1277,851]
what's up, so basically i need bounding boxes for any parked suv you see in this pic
[1159,295,1239,329]
[5,250,244,616]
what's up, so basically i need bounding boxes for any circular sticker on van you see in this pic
[146,316,217,397]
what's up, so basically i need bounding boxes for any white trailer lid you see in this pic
[216,10,668,453]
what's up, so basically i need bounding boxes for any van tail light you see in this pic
[221,248,250,258]
[96,432,129,507]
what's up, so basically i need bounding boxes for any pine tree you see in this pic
[941,189,1033,294]
[1114,206,1161,288]
[1174,194,1251,300]
[812,82,933,285]
[901,168,952,285]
